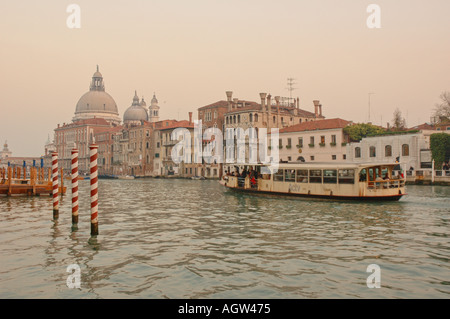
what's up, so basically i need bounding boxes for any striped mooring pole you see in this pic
[71,147,79,224]
[90,143,99,235]
[51,152,59,219]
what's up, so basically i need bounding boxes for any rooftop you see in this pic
[278,118,351,133]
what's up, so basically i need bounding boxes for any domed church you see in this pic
[123,91,149,125]
[72,66,121,125]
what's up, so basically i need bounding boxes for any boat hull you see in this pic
[224,184,404,201]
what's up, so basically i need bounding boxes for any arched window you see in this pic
[249,113,253,122]
[273,116,276,123]
[226,117,229,125]
[369,146,376,157]
[233,115,236,124]
[402,144,409,156]
[355,147,361,158]
[238,115,241,123]
[254,114,258,122]
[385,145,392,157]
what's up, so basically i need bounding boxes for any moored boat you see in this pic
[221,162,406,201]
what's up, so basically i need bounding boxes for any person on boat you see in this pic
[359,172,366,182]
[251,176,257,188]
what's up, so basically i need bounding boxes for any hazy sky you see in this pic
[0,0,449,156]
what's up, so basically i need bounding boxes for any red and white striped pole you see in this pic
[71,147,79,224]
[90,143,99,235]
[52,152,59,219]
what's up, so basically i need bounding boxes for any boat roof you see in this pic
[227,162,399,169]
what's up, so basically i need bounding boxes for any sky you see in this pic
[0,0,449,157]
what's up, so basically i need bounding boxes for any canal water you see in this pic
[0,179,449,298]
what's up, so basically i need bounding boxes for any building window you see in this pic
[320,136,325,144]
[310,136,314,146]
[254,114,258,122]
[402,144,410,156]
[343,154,346,160]
[238,115,241,123]
[287,138,292,148]
[355,147,361,158]
[298,137,303,148]
[288,156,292,161]
[385,145,392,157]
[249,114,253,122]
[310,155,315,161]
[332,155,337,160]
[331,135,336,145]
[369,146,376,157]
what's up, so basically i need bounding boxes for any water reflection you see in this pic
[0,181,448,298]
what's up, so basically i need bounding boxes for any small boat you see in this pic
[191,176,205,180]
[221,162,406,201]
[118,175,135,180]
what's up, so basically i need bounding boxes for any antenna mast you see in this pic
[286,78,297,106]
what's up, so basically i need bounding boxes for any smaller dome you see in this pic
[123,91,149,123]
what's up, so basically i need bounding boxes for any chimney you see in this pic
[297,97,300,109]
[275,96,280,128]
[189,112,192,124]
[267,94,272,130]
[313,100,320,117]
[319,104,322,117]
[233,98,238,109]
[226,91,233,112]
[259,93,267,111]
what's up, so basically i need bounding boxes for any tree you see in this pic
[433,91,450,123]
[391,108,406,131]
[430,133,450,169]
[343,123,385,142]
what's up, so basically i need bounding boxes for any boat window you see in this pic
[339,169,355,184]
[285,169,295,182]
[296,169,308,183]
[323,169,337,184]
[274,170,284,182]
[309,170,322,183]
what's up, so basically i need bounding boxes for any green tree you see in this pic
[430,133,450,169]
[343,123,385,142]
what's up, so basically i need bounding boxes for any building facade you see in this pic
[277,118,351,163]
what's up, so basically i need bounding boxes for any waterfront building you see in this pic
[345,130,449,171]
[277,118,351,163]
[156,113,198,177]
[222,91,324,173]
[197,101,230,179]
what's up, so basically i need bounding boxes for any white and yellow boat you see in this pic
[221,163,406,201]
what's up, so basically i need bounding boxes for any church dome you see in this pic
[73,66,121,125]
[123,91,149,124]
